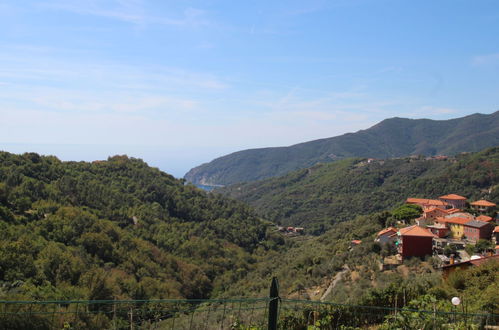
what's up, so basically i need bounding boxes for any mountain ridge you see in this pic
[218,146,499,234]
[185,111,499,186]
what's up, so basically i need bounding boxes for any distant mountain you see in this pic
[218,147,499,234]
[185,111,499,186]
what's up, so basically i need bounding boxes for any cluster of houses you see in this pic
[375,194,498,262]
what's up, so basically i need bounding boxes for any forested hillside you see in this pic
[219,147,499,234]
[185,111,499,186]
[0,152,273,302]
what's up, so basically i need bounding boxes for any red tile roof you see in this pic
[494,226,499,233]
[399,225,437,238]
[476,215,493,222]
[439,194,467,200]
[351,240,362,245]
[445,217,471,225]
[470,200,496,207]
[446,208,461,214]
[469,255,499,266]
[406,198,448,206]
[377,227,397,237]
[436,216,448,224]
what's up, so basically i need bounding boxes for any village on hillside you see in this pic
[375,194,498,271]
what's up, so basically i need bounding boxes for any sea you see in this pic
[195,184,221,191]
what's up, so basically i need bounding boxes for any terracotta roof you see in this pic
[377,227,397,237]
[476,215,493,222]
[470,200,496,207]
[436,216,448,223]
[439,194,467,200]
[399,225,437,238]
[445,217,471,225]
[446,208,461,214]
[351,240,362,245]
[469,255,499,266]
[406,198,448,206]
[464,220,489,229]
[494,226,499,233]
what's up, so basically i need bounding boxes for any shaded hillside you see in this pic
[185,111,499,186]
[0,152,269,302]
[219,147,499,234]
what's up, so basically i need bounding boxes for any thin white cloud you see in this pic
[0,47,229,92]
[40,0,210,28]
[472,53,499,66]
[28,93,197,114]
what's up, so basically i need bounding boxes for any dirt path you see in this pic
[320,265,349,301]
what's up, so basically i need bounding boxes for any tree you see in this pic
[474,239,492,254]
[391,204,422,221]
[443,244,457,257]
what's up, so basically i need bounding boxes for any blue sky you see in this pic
[1,0,498,177]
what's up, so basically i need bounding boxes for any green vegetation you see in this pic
[220,147,499,233]
[220,208,498,319]
[0,148,498,328]
[185,111,499,186]
[0,152,270,302]
[391,204,422,221]
[220,211,391,299]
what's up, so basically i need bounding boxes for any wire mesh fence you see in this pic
[1,297,498,329]
[0,298,271,329]
[278,299,499,329]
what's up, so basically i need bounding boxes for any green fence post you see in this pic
[268,277,279,330]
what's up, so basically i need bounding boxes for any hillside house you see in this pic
[397,225,436,259]
[470,200,496,213]
[442,255,499,278]
[439,194,467,209]
[426,223,449,238]
[436,216,470,239]
[406,198,448,209]
[463,220,493,242]
[419,206,454,223]
[376,227,398,245]
[446,212,474,220]
[415,217,430,227]
[476,214,493,223]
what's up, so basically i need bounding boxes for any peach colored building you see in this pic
[439,194,467,209]
[470,200,496,213]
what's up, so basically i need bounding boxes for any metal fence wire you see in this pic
[0,298,270,330]
[0,278,497,329]
[1,298,497,329]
